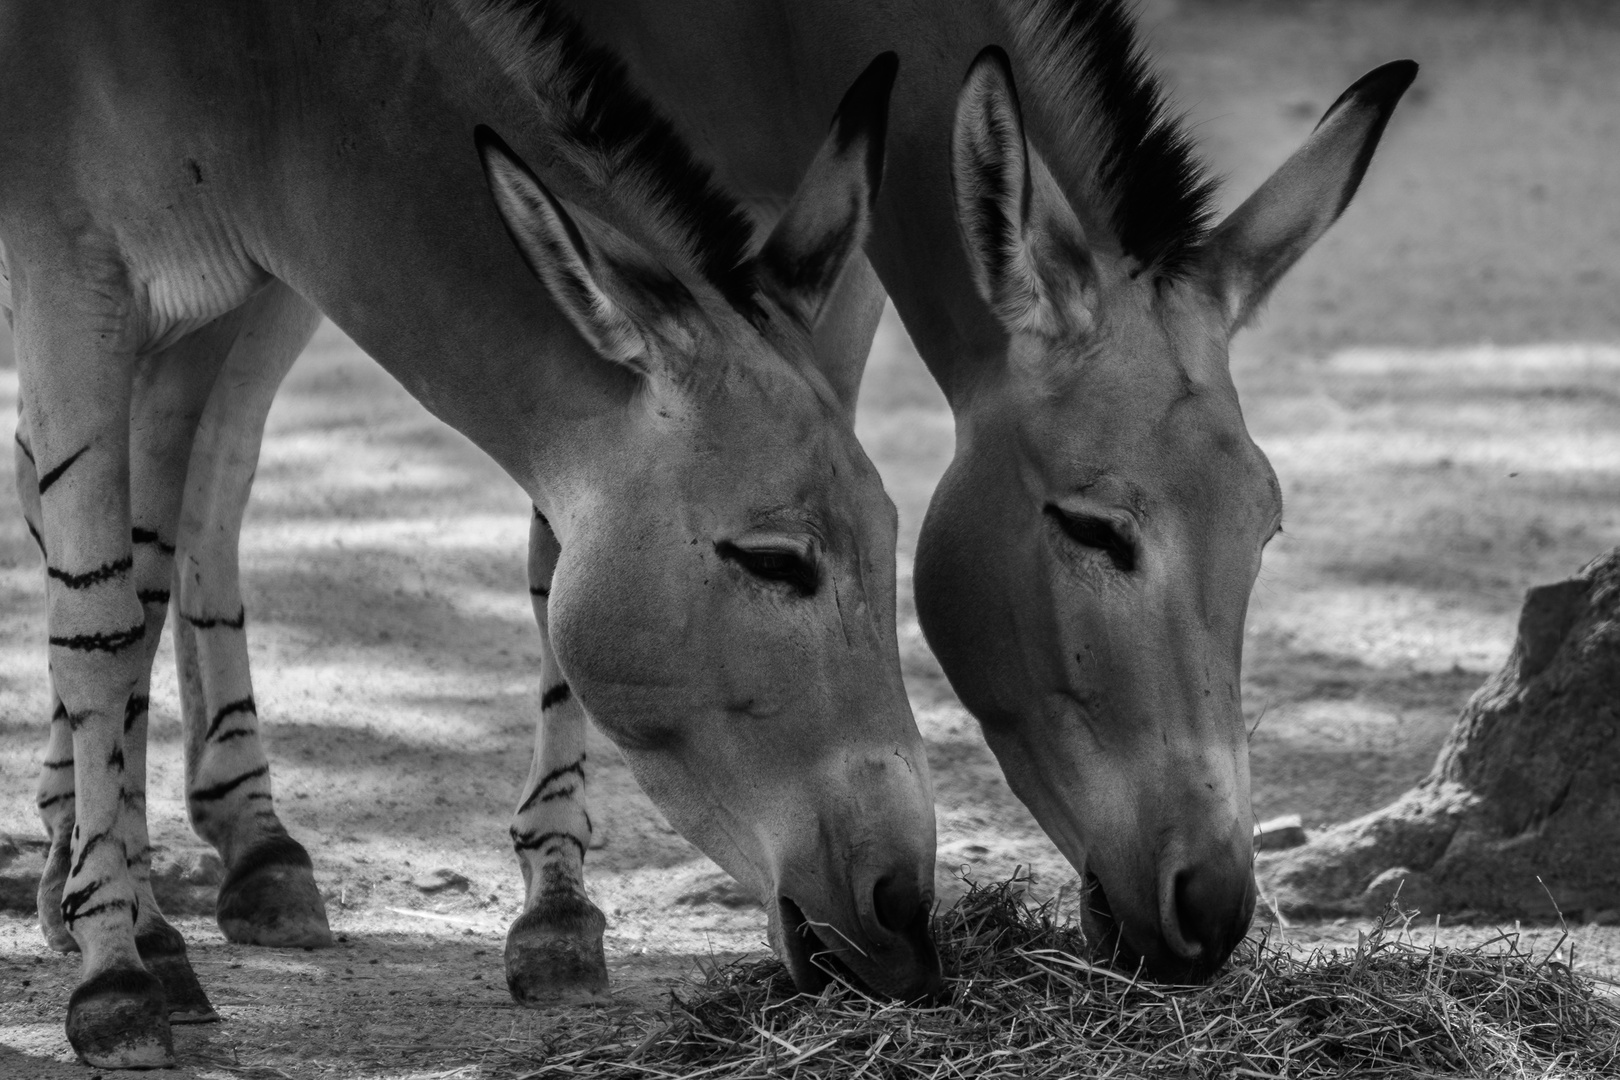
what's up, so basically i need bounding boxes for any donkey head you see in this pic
[477,54,939,998]
[915,49,1415,981]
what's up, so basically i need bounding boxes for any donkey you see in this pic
[554,0,1417,983]
[0,0,939,1067]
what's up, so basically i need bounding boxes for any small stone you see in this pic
[1361,866,1435,913]
[413,868,470,894]
[1253,814,1307,852]
[674,871,759,910]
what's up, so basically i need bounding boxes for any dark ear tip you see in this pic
[1350,59,1419,106]
[473,124,518,170]
[1315,59,1418,132]
[968,44,1013,80]
[834,51,900,135]
[867,50,899,89]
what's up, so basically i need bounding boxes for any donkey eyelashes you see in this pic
[715,540,821,597]
[1044,505,1138,573]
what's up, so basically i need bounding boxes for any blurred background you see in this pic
[2,0,1617,971]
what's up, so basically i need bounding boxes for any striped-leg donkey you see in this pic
[1,0,937,1067]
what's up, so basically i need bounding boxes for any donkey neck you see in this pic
[258,0,657,495]
[0,0,680,507]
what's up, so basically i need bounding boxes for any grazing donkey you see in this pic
[1,0,939,1067]
[556,0,1417,982]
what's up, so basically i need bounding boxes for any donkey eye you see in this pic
[1045,506,1137,573]
[716,542,819,596]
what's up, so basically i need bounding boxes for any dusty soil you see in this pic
[3,1,1620,1075]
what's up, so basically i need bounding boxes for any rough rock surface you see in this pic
[1260,549,1620,919]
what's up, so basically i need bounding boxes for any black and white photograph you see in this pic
[0,0,1616,1075]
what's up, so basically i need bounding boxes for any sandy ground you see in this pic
[3,0,1619,1075]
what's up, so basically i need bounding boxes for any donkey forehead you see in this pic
[1015,298,1280,521]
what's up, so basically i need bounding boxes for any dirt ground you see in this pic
[3,1,1620,1075]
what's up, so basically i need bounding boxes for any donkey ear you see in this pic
[952,46,1092,339]
[1202,60,1417,332]
[476,125,650,369]
[754,52,897,331]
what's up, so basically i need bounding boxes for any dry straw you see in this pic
[517,876,1620,1079]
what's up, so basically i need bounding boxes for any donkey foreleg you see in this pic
[17,413,80,955]
[15,266,173,1067]
[173,281,328,949]
[504,507,609,1004]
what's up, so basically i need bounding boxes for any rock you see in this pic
[674,871,759,910]
[150,850,225,888]
[413,868,470,894]
[1253,814,1307,852]
[1259,549,1620,918]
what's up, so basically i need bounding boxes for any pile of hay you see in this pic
[522,877,1620,1079]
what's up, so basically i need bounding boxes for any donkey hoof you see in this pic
[505,894,609,1005]
[42,920,79,954]
[38,850,79,953]
[137,925,219,1024]
[217,836,333,948]
[66,968,174,1069]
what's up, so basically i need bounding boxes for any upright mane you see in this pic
[452,0,759,309]
[998,0,1218,277]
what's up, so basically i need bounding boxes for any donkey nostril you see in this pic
[871,873,928,936]
[1170,871,1209,961]
[1166,859,1256,974]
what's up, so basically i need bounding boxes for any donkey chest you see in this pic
[116,204,273,355]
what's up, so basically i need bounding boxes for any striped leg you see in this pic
[16,267,173,1067]
[504,508,609,1004]
[16,416,80,955]
[173,281,330,947]
[22,315,242,1024]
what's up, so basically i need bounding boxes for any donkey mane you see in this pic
[999,0,1217,278]
[453,0,759,309]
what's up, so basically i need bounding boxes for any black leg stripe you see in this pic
[42,757,74,771]
[47,554,133,589]
[136,588,170,605]
[206,696,257,739]
[539,785,578,804]
[107,746,124,771]
[214,728,256,744]
[540,682,571,711]
[62,897,131,926]
[52,701,69,722]
[517,754,586,814]
[36,444,89,496]
[37,792,74,810]
[510,830,587,858]
[50,622,145,653]
[124,694,149,732]
[183,606,246,630]
[130,527,175,555]
[15,431,35,465]
[70,828,115,878]
[529,584,550,597]
[190,763,270,803]
[25,518,46,557]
